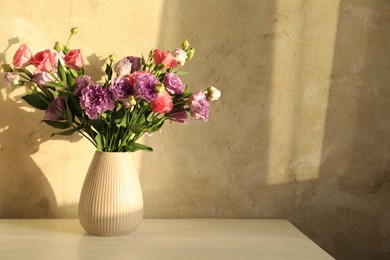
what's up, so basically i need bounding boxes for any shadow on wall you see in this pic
[138,0,390,259]
[0,39,58,218]
[0,40,106,218]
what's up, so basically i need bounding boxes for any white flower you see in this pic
[3,72,20,90]
[206,86,221,101]
[114,57,132,76]
[173,48,188,66]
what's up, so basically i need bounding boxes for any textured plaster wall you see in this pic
[0,0,389,259]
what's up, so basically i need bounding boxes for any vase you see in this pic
[78,151,143,237]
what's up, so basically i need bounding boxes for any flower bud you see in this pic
[205,86,221,101]
[71,27,79,35]
[127,95,137,107]
[186,48,195,61]
[182,39,190,50]
[154,83,165,93]
[109,54,116,62]
[53,41,64,51]
[24,81,38,94]
[1,64,13,72]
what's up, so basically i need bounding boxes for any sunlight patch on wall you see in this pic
[266,0,341,185]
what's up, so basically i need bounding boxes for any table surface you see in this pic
[0,219,333,260]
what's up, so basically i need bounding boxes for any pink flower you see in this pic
[150,91,173,114]
[153,49,178,69]
[12,44,33,68]
[32,49,55,72]
[64,49,84,70]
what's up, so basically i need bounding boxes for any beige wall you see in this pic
[0,0,389,259]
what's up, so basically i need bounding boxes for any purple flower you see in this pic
[114,56,142,76]
[163,73,184,95]
[32,72,54,87]
[80,84,115,119]
[133,72,159,101]
[109,77,132,100]
[44,98,66,121]
[168,108,187,124]
[189,91,209,122]
[74,76,92,96]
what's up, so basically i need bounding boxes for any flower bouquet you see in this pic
[2,27,221,152]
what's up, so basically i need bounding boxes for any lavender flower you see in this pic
[133,72,159,101]
[163,73,184,95]
[114,56,142,76]
[168,108,187,124]
[32,72,54,87]
[3,72,20,89]
[44,98,66,121]
[109,77,132,100]
[80,84,115,119]
[74,76,92,96]
[189,91,209,122]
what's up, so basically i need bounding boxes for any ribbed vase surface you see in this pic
[79,152,143,237]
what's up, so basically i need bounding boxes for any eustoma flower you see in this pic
[74,76,92,96]
[32,49,55,72]
[109,77,133,107]
[163,73,184,95]
[168,108,187,124]
[150,91,173,114]
[3,72,20,89]
[189,91,209,122]
[80,84,115,119]
[114,56,141,76]
[32,72,54,86]
[64,49,84,70]
[13,44,33,68]
[173,48,187,65]
[153,49,177,69]
[44,98,66,121]
[131,72,159,101]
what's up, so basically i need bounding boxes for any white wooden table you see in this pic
[0,219,333,259]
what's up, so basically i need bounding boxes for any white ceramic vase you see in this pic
[78,151,143,237]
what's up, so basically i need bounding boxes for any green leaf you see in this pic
[58,90,73,97]
[91,119,104,132]
[70,68,78,78]
[45,81,63,89]
[50,127,79,137]
[146,111,154,122]
[130,123,146,134]
[124,143,153,152]
[65,101,73,123]
[95,134,103,151]
[40,87,54,102]
[66,73,76,92]
[117,113,127,128]
[57,60,66,83]
[14,68,33,78]
[105,63,113,80]
[21,94,48,110]
[42,120,70,129]
[149,118,165,132]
